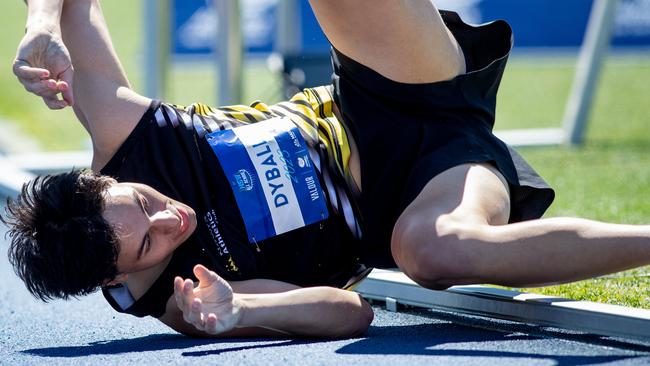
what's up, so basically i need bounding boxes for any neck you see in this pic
[125,254,173,300]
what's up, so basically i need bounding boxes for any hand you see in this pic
[174,265,241,335]
[13,28,74,109]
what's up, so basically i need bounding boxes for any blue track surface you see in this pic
[2,226,650,365]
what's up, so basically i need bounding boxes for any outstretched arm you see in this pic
[14,0,151,170]
[159,265,374,338]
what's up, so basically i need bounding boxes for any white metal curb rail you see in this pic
[355,269,650,341]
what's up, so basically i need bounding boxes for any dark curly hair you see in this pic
[1,170,119,301]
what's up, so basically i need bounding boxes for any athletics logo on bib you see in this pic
[206,117,329,244]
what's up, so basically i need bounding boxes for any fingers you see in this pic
[18,77,69,110]
[173,273,228,335]
[183,278,195,311]
[13,59,73,109]
[42,95,68,110]
[174,276,190,315]
[42,99,67,110]
[22,79,56,95]
[174,276,184,308]
[205,313,219,334]
[174,276,206,329]
[174,277,193,311]
[21,79,68,110]
[59,65,74,106]
[14,60,53,95]
[13,59,49,80]
[188,298,205,329]
[194,264,219,289]
[187,300,220,335]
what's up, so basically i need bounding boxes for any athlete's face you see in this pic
[102,182,197,277]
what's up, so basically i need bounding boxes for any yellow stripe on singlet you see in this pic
[296,86,352,178]
[174,85,352,184]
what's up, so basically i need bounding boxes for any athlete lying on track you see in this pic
[5,0,649,338]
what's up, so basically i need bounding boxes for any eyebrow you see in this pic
[132,190,149,260]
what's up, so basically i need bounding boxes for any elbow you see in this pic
[354,298,375,336]
[340,295,374,338]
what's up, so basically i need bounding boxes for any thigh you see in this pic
[308,0,466,83]
[391,163,511,269]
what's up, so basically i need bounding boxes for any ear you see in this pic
[104,273,128,287]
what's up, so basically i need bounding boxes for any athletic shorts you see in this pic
[331,10,556,268]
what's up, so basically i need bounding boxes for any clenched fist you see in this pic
[13,27,74,109]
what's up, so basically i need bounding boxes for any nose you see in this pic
[149,209,179,234]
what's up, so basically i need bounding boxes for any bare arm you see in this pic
[159,265,374,338]
[60,0,151,169]
[14,0,150,170]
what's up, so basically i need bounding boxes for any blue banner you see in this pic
[173,0,278,57]
[173,0,650,57]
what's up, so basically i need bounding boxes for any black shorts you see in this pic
[331,10,555,268]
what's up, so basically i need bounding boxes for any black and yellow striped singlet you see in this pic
[154,85,361,238]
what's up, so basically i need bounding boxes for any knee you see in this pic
[391,214,478,290]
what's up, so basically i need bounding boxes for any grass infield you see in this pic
[1,1,649,307]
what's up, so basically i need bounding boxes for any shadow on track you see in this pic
[180,339,322,357]
[19,309,650,364]
[22,334,206,357]
[337,323,640,366]
[20,333,325,358]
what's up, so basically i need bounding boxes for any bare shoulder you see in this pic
[88,88,152,171]
[58,0,153,171]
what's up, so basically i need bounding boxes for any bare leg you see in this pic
[308,0,466,83]
[307,2,650,286]
[391,163,650,289]
[309,0,467,188]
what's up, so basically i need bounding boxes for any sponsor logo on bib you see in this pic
[234,169,255,192]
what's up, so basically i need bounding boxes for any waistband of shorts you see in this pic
[330,11,513,105]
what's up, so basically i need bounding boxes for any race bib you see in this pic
[206,117,329,244]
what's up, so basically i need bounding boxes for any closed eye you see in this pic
[134,191,151,260]
[137,232,149,260]
[143,233,151,256]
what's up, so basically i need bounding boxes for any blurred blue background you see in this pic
[173,0,650,58]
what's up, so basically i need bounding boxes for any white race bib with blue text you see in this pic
[206,117,329,244]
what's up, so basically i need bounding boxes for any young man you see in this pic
[6,0,650,338]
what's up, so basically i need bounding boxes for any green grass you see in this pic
[0,1,142,150]
[0,0,280,150]
[500,57,650,307]
[2,1,650,307]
